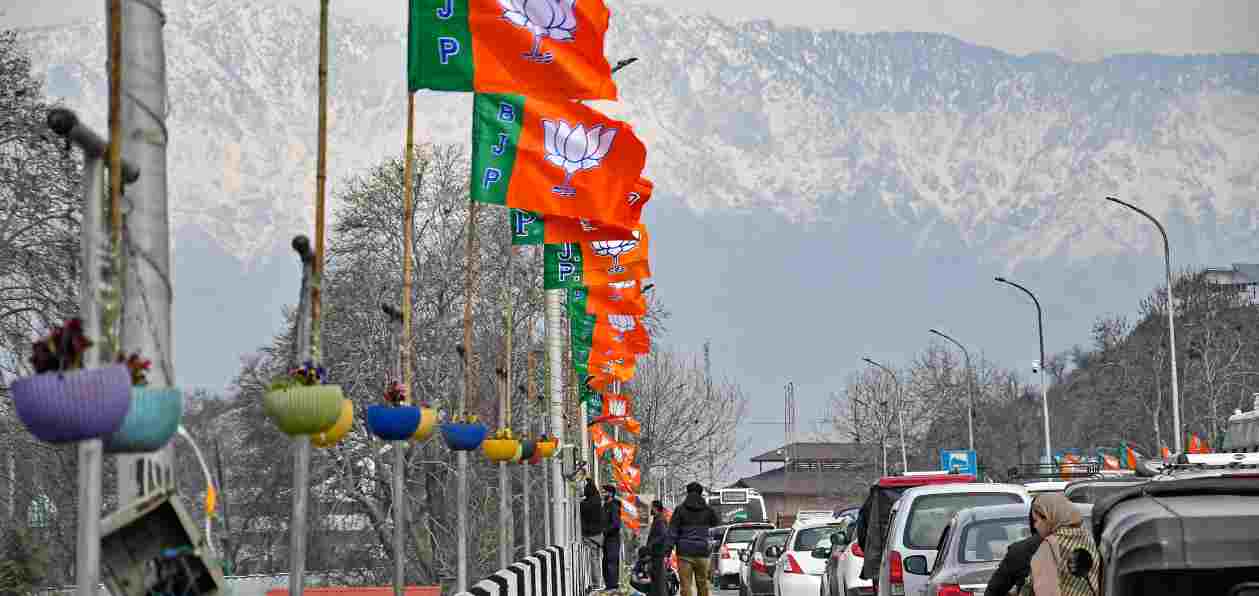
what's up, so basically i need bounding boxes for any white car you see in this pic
[1022,480,1068,496]
[876,483,1030,596]
[825,527,873,596]
[770,519,848,596]
[713,522,775,589]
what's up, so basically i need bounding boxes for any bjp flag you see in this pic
[585,280,648,316]
[609,441,638,468]
[588,358,636,390]
[594,393,631,423]
[590,424,614,456]
[593,313,651,355]
[613,462,642,492]
[408,0,617,100]
[509,179,650,245]
[544,226,651,289]
[471,94,646,227]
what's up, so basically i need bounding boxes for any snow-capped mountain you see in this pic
[19,0,1259,266]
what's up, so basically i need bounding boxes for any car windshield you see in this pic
[726,527,766,544]
[792,525,846,551]
[958,517,1033,563]
[760,532,789,552]
[904,493,1024,549]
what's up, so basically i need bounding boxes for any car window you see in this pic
[761,532,789,552]
[958,517,1033,563]
[903,493,1024,549]
[931,521,954,578]
[726,527,764,544]
[792,524,846,551]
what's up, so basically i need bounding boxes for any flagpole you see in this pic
[499,248,514,569]
[523,348,537,554]
[546,287,567,550]
[394,86,417,596]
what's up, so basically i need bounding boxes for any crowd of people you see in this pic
[581,479,720,596]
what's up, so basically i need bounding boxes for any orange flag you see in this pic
[543,179,653,243]
[1125,445,1138,469]
[620,497,641,529]
[581,225,651,286]
[585,280,649,316]
[1160,446,1171,460]
[609,441,638,469]
[590,424,614,457]
[588,357,636,390]
[472,94,647,228]
[593,313,651,355]
[1188,434,1203,454]
[613,462,642,492]
[591,393,631,424]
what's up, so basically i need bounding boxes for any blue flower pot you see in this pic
[10,365,132,443]
[441,422,489,451]
[367,405,422,441]
[104,386,183,454]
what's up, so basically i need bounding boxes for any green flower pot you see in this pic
[263,385,344,436]
[104,386,184,454]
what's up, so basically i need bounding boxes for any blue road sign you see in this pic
[940,449,978,475]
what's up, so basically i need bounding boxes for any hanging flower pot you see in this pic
[263,385,344,436]
[104,386,184,454]
[518,439,538,463]
[11,364,133,443]
[263,361,343,436]
[411,406,437,441]
[312,398,354,448]
[483,428,520,463]
[367,404,422,441]
[441,418,489,451]
[535,435,559,459]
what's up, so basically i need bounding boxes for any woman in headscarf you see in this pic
[1026,493,1101,596]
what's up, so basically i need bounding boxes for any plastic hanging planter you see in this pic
[440,422,489,451]
[104,386,184,454]
[484,435,521,462]
[518,439,538,463]
[535,437,559,459]
[367,404,422,441]
[10,364,133,443]
[262,385,344,436]
[411,407,437,441]
[312,399,354,448]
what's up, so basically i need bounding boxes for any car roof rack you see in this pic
[1008,462,1102,481]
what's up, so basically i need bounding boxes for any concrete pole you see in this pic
[523,350,537,554]
[546,289,567,550]
[76,155,105,596]
[288,238,315,596]
[112,0,175,507]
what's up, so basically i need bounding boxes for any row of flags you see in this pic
[408,0,650,530]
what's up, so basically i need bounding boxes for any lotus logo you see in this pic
[607,280,635,302]
[608,314,636,341]
[607,398,628,417]
[498,0,577,64]
[543,120,617,197]
[589,230,639,274]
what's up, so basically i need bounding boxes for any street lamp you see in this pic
[862,358,908,473]
[994,277,1052,462]
[1104,196,1182,453]
[929,328,975,451]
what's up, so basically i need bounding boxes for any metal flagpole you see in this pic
[457,193,479,592]
[546,288,567,552]
[395,77,418,596]
[523,350,536,554]
[500,263,515,569]
[289,237,315,596]
[75,135,106,596]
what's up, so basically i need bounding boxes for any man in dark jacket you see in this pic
[580,480,606,588]
[670,482,719,596]
[646,500,672,596]
[983,510,1043,595]
[602,485,623,590]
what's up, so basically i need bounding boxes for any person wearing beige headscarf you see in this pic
[1025,493,1101,596]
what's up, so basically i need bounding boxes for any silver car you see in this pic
[924,503,1093,596]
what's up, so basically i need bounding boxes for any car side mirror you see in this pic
[1227,582,1259,596]
[739,550,750,562]
[811,546,831,559]
[903,555,930,575]
[764,545,783,559]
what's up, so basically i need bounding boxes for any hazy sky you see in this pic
[6,0,1258,61]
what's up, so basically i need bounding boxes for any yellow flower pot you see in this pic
[536,438,558,459]
[483,438,521,463]
[411,407,437,441]
[312,399,354,448]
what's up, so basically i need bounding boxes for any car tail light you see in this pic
[851,541,864,558]
[888,550,904,592]
[936,585,972,596]
[782,553,805,574]
[721,545,731,559]
[751,553,768,574]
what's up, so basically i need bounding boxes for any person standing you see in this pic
[1026,494,1101,596]
[581,480,607,589]
[602,484,624,591]
[670,483,719,596]
[646,500,672,596]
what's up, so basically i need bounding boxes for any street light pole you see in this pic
[929,329,975,451]
[862,358,908,473]
[994,277,1052,462]
[1104,196,1182,453]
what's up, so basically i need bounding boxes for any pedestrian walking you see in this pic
[1025,494,1100,596]
[646,500,673,596]
[602,484,624,590]
[669,482,719,596]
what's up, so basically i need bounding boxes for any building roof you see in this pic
[732,464,868,496]
[1205,264,1259,285]
[750,442,865,463]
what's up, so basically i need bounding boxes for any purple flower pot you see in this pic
[10,365,133,443]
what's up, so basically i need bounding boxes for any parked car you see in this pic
[818,518,870,596]
[712,522,775,589]
[833,507,860,523]
[1020,480,1068,496]
[769,519,848,596]
[1064,476,1148,504]
[924,502,1092,596]
[739,528,791,596]
[875,483,1030,596]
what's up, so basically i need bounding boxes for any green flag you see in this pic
[510,209,543,245]
[545,242,584,289]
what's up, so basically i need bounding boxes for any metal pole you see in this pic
[930,329,975,451]
[523,351,536,554]
[113,0,175,507]
[864,359,908,472]
[1104,197,1182,453]
[393,442,405,594]
[994,277,1052,461]
[290,238,315,596]
[546,289,567,550]
[75,155,105,596]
